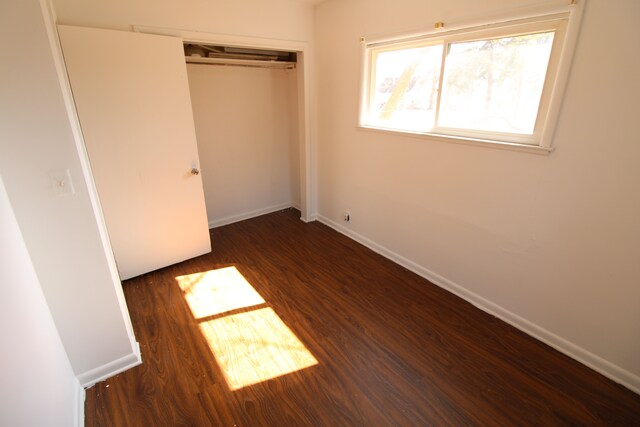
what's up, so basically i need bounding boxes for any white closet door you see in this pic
[58,25,211,280]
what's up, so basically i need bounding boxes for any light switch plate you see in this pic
[50,169,75,196]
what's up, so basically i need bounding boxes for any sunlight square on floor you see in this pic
[199,307,318,390]
[175,266,318,390]
[176,266,265,318]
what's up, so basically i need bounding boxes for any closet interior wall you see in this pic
[186,63,300,228]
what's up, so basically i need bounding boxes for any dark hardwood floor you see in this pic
[85,208,640,426]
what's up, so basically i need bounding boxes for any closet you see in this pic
[58,25,305,280]
[183,43,301,228]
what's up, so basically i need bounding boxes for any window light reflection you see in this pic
[175,267,318,390]
[176,266,265,319]
[200,307,318,390]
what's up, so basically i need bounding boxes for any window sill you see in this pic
[358,125,553,155]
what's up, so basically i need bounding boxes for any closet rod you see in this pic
[185,56,296,69]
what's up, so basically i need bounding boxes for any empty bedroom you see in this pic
[1,0,639,425]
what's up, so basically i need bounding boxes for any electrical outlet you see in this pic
[343,211,351,222]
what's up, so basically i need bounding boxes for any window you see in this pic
[360,7,583,151]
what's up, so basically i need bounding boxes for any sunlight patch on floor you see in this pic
[200,307,318,390]
[176,266,265,319]
[176,266,318,390]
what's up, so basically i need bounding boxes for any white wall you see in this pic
[289,68,302,206]
[315,0,640,392]
[0,175,82,427]
[52,0,314,43]
[187,64,300,226]
[0,0,139,384]
[52,0,316,218]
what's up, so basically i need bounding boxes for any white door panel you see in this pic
[58,25,211,280]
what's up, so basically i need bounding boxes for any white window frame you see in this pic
[358,1,585,154]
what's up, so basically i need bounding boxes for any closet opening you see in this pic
[133,25,313,223]
[183,40,304,228]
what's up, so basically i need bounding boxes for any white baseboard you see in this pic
[208,202,295,229]
[316,215,640,395]
[78,342,142,388]
[74,378,85,427]
[300,213,319,223]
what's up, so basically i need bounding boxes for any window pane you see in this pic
[369,44,443,132]
[438,32,555,135]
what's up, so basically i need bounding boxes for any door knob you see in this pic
[191,168,200,175]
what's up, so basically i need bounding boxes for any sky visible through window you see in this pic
[369,31,555,137]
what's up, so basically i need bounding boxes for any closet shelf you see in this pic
[185,56,296,69]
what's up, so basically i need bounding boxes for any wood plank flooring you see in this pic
[85,208,640,426]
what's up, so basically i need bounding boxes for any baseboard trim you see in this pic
[316,215,640,395]
[74,378,85,427]
[208,202,295,229]
[78,342,142,388]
